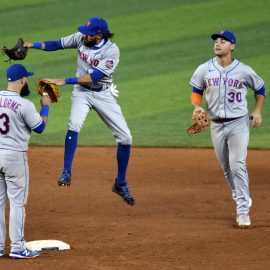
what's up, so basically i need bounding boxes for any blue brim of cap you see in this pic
[27,71,34,77]
[211,34,231,43]
[78,25,97,36]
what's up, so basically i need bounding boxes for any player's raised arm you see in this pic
[24,40,63,51]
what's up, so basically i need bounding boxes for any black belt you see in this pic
[81,84,105,92]
[212,116,243,123]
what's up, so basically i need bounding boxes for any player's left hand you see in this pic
[23,41,34,48]
[109,83,119,97]
[43,78,65,86]
[250,111,262,128]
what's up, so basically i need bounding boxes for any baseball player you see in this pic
[189,30,266,228]
[24,17,135,206]
[0,64,51,258]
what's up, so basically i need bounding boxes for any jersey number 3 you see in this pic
[0,113,10,135]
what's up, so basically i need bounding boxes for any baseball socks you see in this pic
[62,135,130,186]
[116,144,130,185]
[63,130,78,171]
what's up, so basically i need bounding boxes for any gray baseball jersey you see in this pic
[190,57,264,119]
[0,90,42,151]
[0,90,42,252]
[61,32,119,90]
[190,57,265,215]
[60,33,131,144]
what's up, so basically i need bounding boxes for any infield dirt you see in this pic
[1,147,270,269]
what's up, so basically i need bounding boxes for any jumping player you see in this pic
[24,17,135,206]
[0,64,51,258]
[189,30,266,228]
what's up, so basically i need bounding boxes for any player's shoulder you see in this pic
[61,32,83,45]
[104,40,119,52]
[17,98,39,119]
[22,97,34,103]
[194,59,212,72]
[63,32,83,39]
[236,59,257,73]
[20,97,36,110]
[0,90,23,100]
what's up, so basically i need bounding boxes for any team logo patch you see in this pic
[105,59,114,69]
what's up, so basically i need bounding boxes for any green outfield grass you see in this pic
[0,0,269,148]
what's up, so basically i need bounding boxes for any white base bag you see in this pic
[26,240,70,251]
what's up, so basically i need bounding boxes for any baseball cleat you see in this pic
[237,214,251,228]
[58,169,72,187]
[0,250,5,257]
[9,249,39,259]
[112,181,135,206]
[236,198,252,223]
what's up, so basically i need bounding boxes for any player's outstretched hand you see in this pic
[23,41,34,48]
[44,79,65,86]
[250,111,262,128]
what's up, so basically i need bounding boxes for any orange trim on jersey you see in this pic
[191,92,203,105]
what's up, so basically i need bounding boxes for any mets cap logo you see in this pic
[86,21,91,26]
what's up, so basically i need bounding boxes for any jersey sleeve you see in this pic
[95,45,120,76]
[21,101,43,130]
[244,66,264,91]
[189,63,206,90]
[61,32,83,49]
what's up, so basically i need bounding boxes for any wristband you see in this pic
[32,42,43,49]
[40,105,50,117]
[65,77,78,84]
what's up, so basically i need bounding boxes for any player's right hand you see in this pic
[41,93,52,106]
[44,78,65,86]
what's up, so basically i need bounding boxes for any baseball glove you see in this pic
[185,109,211,135]
[37,80,60,103]
[2,38,27,62]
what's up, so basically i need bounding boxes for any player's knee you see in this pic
[68,120,83,133]
[118,133,132,145]
[230,160,246,173]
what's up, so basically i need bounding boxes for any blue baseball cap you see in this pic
[211,30,236,44]
[78,17,108,36]
[6,64,34,82]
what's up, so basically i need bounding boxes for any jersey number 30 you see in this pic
[0,113,10,135]
[228,91,242,103]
